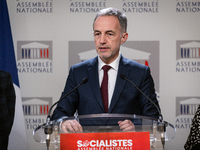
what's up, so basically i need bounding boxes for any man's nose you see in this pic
[99,34,107,44]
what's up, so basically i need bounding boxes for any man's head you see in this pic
[93,7,127,33]
[93,7,128,64]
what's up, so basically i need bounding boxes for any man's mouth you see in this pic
[99,46,109,51]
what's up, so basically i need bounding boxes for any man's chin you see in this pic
[99,55,112,63]
[100,55,109,60]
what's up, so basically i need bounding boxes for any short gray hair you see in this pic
[93,7,127,33]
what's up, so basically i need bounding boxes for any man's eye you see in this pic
[94,33,100,36]
[107,33,114,38]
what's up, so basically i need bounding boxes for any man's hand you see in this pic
[118,119,135,132]
[61,119,83,133]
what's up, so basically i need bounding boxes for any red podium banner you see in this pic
[60,132,150,150]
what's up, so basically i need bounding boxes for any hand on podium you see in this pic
[118,119,135,132]
[60,119,135,133]
[61,120,83,133]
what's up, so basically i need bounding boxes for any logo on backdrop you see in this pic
[22,97,52,130]
[17,41,53,73]
[69,1,106,13]
[176,41,200,73]
[122,0,159,13]
[16,0,53,13]
[68,41,160,93]
[175,97,200,129]
[176,1,200,13]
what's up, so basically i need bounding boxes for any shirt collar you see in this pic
[98,53,121,71]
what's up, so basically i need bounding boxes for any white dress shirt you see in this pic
[98,53,121,108]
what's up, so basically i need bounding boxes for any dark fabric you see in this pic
[51,55,160,122]
[101,65,111,113]
[192,144,200,150]
[0,71,16,150]
[0,137,9,150]
[184,105,200,150]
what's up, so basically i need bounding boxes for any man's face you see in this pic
[93,16,128,64]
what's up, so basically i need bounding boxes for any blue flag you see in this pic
[0,0,19,86]
[0,0,27,149]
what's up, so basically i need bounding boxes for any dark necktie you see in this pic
[101,65,111,113]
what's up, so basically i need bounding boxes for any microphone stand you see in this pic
[120,74,166,148]
[44,77,88,150]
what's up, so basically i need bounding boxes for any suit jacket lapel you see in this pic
[88,57,105,111]
[108,56,130,113]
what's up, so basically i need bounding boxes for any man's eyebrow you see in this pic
[93,30,114,33]
[93,30,100,33]
[106,30,114,33]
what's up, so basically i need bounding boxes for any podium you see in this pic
[33,114,176,150]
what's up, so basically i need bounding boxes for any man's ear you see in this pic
[121,32,128,44]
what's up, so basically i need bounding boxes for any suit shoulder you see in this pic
[71,57,97,69]
[0,70,12,78]
[123,57,148,70]
[0,71,12,84]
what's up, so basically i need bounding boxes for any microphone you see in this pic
[44,77,88,150]
[119,74,162,120]
[48,77,88,116]
[120,74,165,147]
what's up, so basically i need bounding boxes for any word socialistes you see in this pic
[77,139,133,147]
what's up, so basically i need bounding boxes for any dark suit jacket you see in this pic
[52,56,160,121]
[0,71,16,149]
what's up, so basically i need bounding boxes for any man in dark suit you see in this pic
[0,71,16,150]
[52,7,160,132]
